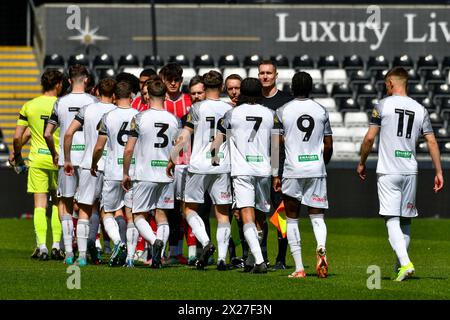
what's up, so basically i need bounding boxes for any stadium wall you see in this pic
[2,165,449,219]
[41,4,450,61]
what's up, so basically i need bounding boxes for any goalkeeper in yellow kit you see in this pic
[9,69,64,260]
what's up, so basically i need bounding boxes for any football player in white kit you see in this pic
[358,67,444,281]
[63,78,117,266]
[44,64,97,265]
[212,78,274,273]
[167,70,233,270]
[91,81,139,267]
[122,77,180,269]
[273,72,333,279]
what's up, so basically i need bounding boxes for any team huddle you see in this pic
[10,61,443,280]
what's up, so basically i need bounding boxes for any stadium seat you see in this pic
[342,55,364,71]
[168,54,190,67]
[293,54,315,70]
[197,67,221,77]
[281,83,291,94]
[328,111,344,127]
[344,111,369,127]
[310,83,328,98]
[367,55,389,73]
[361,98,379,111]
[68,53,90,68]
[331,127,352,142]
[194,54,215,68]
[222,67,247,80]
[417,54,438,74]
[95,67,116,81]
[429,111,443,126]
[248,67,259,78]
[270,54,290,68]
[392,54,414,70]
[408,83,428,100]
[277,68,296,85]
[307,69,322,84]
[323,69,347,85]
[424,69,446,89]
[406,68,421,85]
[121,67,143,78]
[93,53,114,70]
[182,67,197,85]
[313,97,336,112]
[349,70,371,91]
[440,140,450,153]
[348,126,368,142]
[243,54,262,68]
[331,84,353,108]
[219,54,240,68]
[143,55,164,69]
[356,83,378,107]
[44,53,65,69]
[432,84,450,106]
[338,97,359,112]
[332,141,358,159]
[415,97,434,111]
[416,140,429,153]
[318,55,339,70]
[118,54,140,70]
[441,56,450,74]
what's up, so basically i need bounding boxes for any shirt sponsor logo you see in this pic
[407,202,416,209]
[220,191,231,200]
[151,160,168,167]
[312,194,327,202]
[71,144,85,151]
[38,148,51,155]
[395,150,412,158]
[206,151,224,159]
[246,155,264,162]
[117,158,135,164]
[298,154,319,162]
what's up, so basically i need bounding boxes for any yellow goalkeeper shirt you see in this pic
[16,95,60,170]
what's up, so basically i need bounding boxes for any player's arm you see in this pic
[424,133,444,193]
[63,119,82,176]
[323,135,333,165]
[357,126,380,180]
[272,113,284,192]
[122,136,137,192]
[167,126,193,178]
[10,125,27,166]
[45,102,60,166]
[91,135,107,177]
[210,117,227,166]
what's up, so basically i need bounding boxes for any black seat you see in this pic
[118,54,140,69]
[93,53,114,70]
[356,83,378,107]
[143,55,164,69]
[338,98,359,112]
[293,54,314,70]
[310,83,328,98]
[270,54,290,68]
[442,56,450,74]
[282,83,291,94]
[416,97,434,112]
[331,83,353,99]
[318,55,339,70]
[349,70,371,91]
[439,97,450,111]
[407,68,421,85]
[218,54,240,68]
[95,68,116,81]
[416,139,429,154]
[168,55,190,67]
[343,55,363,71]
[193,54,215,68]
[243,54,262,68]
[440,140,450,154]
[417,54,438,75]
[68,54,90,67]
[367,55,389,74]
[408,83,428,100]
[392,54,414,70]
[432,84,450,107]
[44,54,65,69]
[423,69,446,90]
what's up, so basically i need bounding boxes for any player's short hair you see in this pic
[147,77,166,98]
[68,64,89,82]
[189,75,204,89]
[292,71,313,97]
[385,67,409,85]
[59,73,71,97]
[114,81,133,99]
[41,68,63,92]
[203,70,223,89]
[115,72,140,95]
[237,77,262,105]
[225,74,242,87]
[85,73,96,94]
[98,78,117,98]
[143,74,161,89]
[140,68,157,78]
[159,63,183,81]
[258,60,277,72]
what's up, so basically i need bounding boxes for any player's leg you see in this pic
[49,186,64,260]
[124,204,138,267]
[154,209,170,268]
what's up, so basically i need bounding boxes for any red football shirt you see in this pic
[164,93,192,119]
[131,96,149,112]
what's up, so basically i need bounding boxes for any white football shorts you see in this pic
[184,172,232,205]
[75,168,103,205]
[102,179,125,213]
[132,181,175,213]
[282,177,328,209]
[232,175,271,213]
[57,166,80,198]
[377,174,418,218]
[174,164,188,201]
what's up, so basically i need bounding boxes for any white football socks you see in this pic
[216,222,231,262]
[185,212,210,247]
[157,222,170,258]
[61,214,73,256]
[309,214,327,249]
[188,245,197,258]
[243,222,264,265]
[386,217,411,267]
[134,216,156,245]
[126,222,139,260]
[76,219,89,259]
[287,217,304,272]
[103,215,122,245]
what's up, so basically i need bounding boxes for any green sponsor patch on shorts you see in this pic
[117,158,135,164]
[246,155,264,162]
[206,151,224,159]
[395,150,412,158]
[37,148,51,155]
[151,160,168,167]
[71,144,85,151]
[298,154,319,162]
[102,150,107,156]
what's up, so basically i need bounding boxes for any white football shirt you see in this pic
[98,107,138,181]
[130,108,181,182]
[370,95,433,174]
[48,92,97,166]
[220,103,274,177]
[276,98,332,178]
[77,102,116,170]
[185,99,232,174]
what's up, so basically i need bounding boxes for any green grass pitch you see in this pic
[1,217,449,300]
